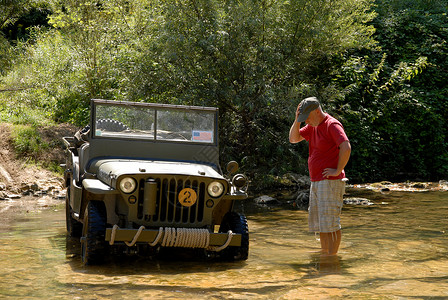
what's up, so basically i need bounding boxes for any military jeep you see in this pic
[62,99,249,265]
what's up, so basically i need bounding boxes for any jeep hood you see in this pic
[90,159,223,186]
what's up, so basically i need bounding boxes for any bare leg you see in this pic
[320,232,329,254]
[320,230,341,255]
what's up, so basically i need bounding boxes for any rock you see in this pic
[285,173,310,188]
[22,189,33,196]
[343,197,374,205]
[438,180,448,191]
[294,190,310,208]
[253,195,281,205]
[0,164,13,183]
[20,183,31,192]
[411,183,426,189]
[370,181,392,189]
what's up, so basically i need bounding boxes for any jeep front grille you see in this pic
[137,177,206,225]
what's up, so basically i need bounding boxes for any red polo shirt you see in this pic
[300,114,349,182]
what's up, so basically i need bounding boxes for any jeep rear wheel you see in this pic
[219,212,249,261]
[81,201,108,265]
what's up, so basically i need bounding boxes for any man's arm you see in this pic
[289,104,305,143]
[322,141,351,178]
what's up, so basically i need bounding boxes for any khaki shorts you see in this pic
[308,179,345,233]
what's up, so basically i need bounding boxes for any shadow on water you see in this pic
[62,236,288,298]
[286,253,360,279]
[2,189,448,298]
[64,235,247,276]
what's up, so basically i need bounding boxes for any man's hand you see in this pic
[295,103,301,121]
[322,168,340,178]
[289,103,305,143]
[322,141,351,178]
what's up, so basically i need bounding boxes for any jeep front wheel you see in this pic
[219,212,249,261]
[80,201,108,265]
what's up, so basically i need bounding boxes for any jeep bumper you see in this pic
[105,227,242,248]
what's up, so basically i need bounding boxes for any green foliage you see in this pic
[332,0,448,182]
[0,96,50,126]
[45,161,64,174]
[121,0,377,176]
[0,0,447,183]
[0,28,86,124]
[11,124,48,156]
[0,34,12,75]
[0,0,51,74]
[9,122,63,173]
[48,0,129,100]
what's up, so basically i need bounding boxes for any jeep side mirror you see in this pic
[226,161,239,175]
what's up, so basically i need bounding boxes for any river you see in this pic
[0,188,447,299]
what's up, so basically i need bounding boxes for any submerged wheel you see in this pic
[66,187,82,237]
[80,200,108,265]
[219,212,249,261]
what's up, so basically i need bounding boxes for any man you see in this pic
[289,97,351,256]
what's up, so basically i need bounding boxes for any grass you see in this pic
[11,124,49,156]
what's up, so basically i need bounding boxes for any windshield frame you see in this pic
[90,99,218,146]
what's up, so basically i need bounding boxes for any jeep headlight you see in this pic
[119,177,137,194]
[232,174,248,190]
[207,181,224,198]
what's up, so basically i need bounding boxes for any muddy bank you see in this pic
[0,123,75,204]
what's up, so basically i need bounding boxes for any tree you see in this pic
[123,0,377,176]
[0,0,50,75]
[332,0,448,181]
[10,0,445,185]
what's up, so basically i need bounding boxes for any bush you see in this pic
[11,124,48,157]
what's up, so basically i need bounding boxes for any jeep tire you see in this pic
[96,119,129,132]
[80,200,108,265]
[219,212,249,261]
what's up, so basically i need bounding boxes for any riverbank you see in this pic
[0,123,76,201]
[0,122,447,208]
[350,180,448,192]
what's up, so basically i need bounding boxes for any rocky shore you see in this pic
[0,177,65,201]
[0,123,74,206]
[252,173,448,209]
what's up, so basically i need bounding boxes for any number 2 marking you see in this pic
[178,188,197,207]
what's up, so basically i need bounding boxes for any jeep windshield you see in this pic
[92,100,217,144]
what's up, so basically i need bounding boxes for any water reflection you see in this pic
[1,189,448,299]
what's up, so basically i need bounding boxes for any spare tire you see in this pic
[96,119,129,132]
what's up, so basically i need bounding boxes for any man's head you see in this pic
[297,97,320,123]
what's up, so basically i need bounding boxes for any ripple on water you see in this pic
[0,191,447,299]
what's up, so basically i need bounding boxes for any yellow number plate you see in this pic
[178,188,197,207]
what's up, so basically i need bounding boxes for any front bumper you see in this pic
[105,227,242,248]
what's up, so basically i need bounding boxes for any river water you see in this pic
[0,188,447,299]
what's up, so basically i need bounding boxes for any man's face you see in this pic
[305,109,319,127]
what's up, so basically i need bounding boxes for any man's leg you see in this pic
[317,179,345,255]
[320,230,341,255]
